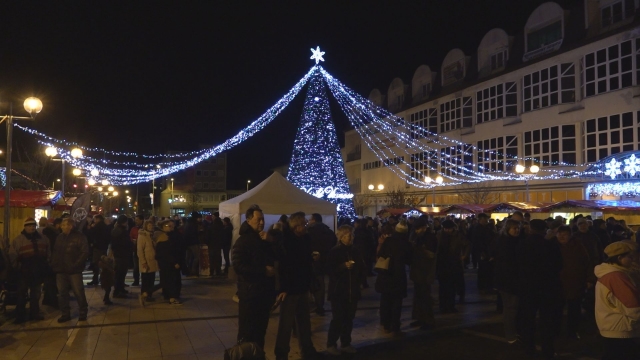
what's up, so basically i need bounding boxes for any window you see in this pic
[582,40,636,97]
[203,170,210,177]
[196,170,202,176]
[524,125,577,167]
[477,136,518,173]
[409,108,437,139]
[397,95,404,108]
[601,0,636,27]
[490,50,508,71]
[523,63,575,112]
[583,112,635,163]
[202,182,209,189]
[210,158,217,165]
[363,161,381,171]
[527,21,562,52]
[410,151,438,180]
[195,182,202,189]
[439,97,472,132]
[383,156,404,167]
[217,170,225,177]
[476,82,517,124]
[440,144,473,177]
[421,83,431,97]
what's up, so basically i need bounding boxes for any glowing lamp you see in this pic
[45,146,58,157]
[72,168,81,176]
[23,97,43,115]
[71,148,83,158]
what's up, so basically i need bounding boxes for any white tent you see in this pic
[219,172,338,244]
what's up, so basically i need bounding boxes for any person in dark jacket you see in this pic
[471,213,497,293]
[409,217,437,330]
[325,225,365,356]
[9,218,50,323]
[183,211,203,276]
[436,220,469,314]
[517,219,564,358]
[307,213,337,316]
[375,220,411,336]
[41,218,62,308]
[573,218,603,269]
[491,219,522,343]
[155,220,183,305]
[111,215,132,297]
[206,213,225,276]
[353,219,373,288]
[232,205,275,351]
[222,217,233,274]
[87,214,110,285]
[51,218,89,322]
[556,225,593,339]
[274,212,321,360]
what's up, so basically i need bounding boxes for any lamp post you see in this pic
[2,97,42,241]
[515,164,539,202]
[170,178,174,216]
[425,175,443,207]
[367,183,384,215]
[46,146,83,197]
[246,180,251,192]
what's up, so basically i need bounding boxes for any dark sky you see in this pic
[0,0,564,189]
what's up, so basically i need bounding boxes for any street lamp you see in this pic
[515,164,539,202]
[367,183,385,215]
[170,178,174,216]
[425,175,444,207]
[246,180,251,192]
[2,97,42,241]
[72,168,82,176]
[46,146,83,196]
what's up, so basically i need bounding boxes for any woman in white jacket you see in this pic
[138,220,159,306]
[594,241,640,360]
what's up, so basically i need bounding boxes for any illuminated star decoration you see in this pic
[624,154,640,176]
[310,46,325,64]
[605,158,622,179]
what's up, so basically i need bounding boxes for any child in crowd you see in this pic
[99,255,115,305]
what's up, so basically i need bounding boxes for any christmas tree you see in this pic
[287,69,356,219]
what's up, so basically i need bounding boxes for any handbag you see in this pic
[374,256,390,272]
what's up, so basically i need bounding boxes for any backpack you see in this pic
[224,341,265,360]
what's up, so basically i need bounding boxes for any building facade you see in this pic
[342,1,640,216]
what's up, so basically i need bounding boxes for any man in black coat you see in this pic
[274,212,321,360]
[206,213,225,276]
[470,213,497,293]
[232,205,275,351]
[517,219,564,358]
[353,219,373,288]
[87,215,110,285]
[111,215,132,297]
[307,212,337,316]
[41,218,62,308]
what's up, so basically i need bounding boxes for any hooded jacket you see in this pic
[594,263,640,338]
[137,228,158,273]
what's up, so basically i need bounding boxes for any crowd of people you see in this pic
[0,211,234,323]
[0,207,638,359]
[233,206,640,360]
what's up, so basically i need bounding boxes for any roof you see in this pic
[541,200,640,212]
[0,190,62,208]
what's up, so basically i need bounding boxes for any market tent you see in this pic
[0,190,62,243]
[540,200,640,212]
[218,172,338,244]
[446,203,499,214]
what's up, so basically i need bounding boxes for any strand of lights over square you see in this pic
[11,46,620,186]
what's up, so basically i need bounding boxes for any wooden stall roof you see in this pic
[540,200,640,212]
[0,190,62,208]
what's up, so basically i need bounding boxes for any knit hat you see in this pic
[604,241,634,258]
[395,220,408,233]
[441,220,456,229]
[24,218,37,227]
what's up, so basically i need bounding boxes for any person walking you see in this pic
[9,218,50,323]
[99,255,115,305]
[138,220,159,306]
[325,225,365,356]
[595,241,640,360]
[50,218,89,322]
[232,205,276,351]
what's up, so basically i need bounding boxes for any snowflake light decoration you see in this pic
[310,46,325,64]
[605,158,622,179]
[624,154,640,176]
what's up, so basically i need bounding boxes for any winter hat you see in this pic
[395,220,408,233]
[441,220,456,229]
[621,240,639,252]
[604,241,634,258]
[24,218,37,227]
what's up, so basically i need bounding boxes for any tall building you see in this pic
[343,1,640,216]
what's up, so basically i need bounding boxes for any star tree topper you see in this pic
[310,46,325,64]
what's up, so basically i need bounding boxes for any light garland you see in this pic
[587,182,640,197]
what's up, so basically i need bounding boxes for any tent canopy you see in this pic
[219,172,338,242]
[0,190,61,208]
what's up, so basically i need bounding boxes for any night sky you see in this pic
[0,0,566,189]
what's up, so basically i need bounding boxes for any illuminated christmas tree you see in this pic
[287,69,356,219]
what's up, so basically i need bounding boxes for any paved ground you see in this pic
[0,270,610,359]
